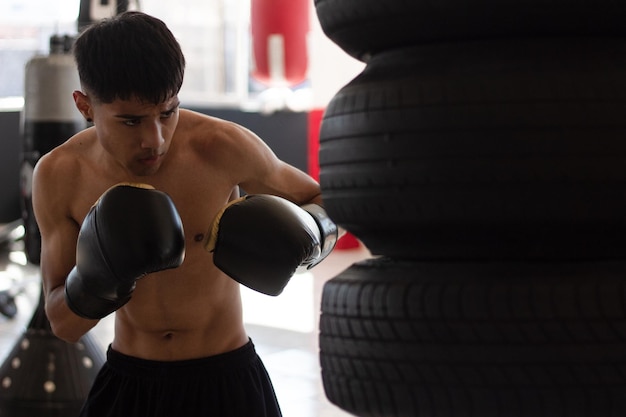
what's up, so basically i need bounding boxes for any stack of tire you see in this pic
[315,1,626,416]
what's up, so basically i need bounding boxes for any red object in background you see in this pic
[308,109,361,250]
[251,0,310,87]
[307,109,323,180]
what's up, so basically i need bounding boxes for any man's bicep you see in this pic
[219,122,322,204]
[241,160,322,206]
[32,159,79,293]
[39,214,79,295]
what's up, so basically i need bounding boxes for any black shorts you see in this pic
[79,340,282,417]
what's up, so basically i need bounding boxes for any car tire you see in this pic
[320,257,626,417]
[319,38,626,260]
[315,0,626,60]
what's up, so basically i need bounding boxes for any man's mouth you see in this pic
[138,153,162,164]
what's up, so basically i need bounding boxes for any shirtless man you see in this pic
[32,11,337,417]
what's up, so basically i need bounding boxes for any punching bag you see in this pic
[20,34,85,265]
[0,290,105,417]
[251,0,310,87]
[12,41,102,410]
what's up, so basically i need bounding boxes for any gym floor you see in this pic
[0,230,371,417]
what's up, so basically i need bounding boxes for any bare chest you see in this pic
[71,152,239,242]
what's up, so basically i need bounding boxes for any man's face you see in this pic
[82,94,181,177]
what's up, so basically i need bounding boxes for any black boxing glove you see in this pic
[204,194,338,296]
[65,183,185,319]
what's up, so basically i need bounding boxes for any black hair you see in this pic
[73,11,185,104]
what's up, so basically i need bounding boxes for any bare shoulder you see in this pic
[178,109,267,154]
[32,130,97,221]
[34,130,92,188]
[176,109,319,203]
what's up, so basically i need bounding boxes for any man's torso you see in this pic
[61,110,249,360]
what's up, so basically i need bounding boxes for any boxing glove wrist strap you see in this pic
[301,203,338,269]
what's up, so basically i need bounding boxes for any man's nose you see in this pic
[140,122,165,149]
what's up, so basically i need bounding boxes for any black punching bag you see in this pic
[20,34,85,265]
[0,291,105,417]
[6,34,105,417]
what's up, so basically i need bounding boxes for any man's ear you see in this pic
[73,90,93,122]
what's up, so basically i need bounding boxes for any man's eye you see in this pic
[124,119,140,126]
[161,110,175,119]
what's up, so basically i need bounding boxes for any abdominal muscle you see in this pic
[110,255,249,361]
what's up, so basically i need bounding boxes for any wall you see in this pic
[0,111,21,222]
[307,2,365,109]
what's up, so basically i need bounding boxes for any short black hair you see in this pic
[73,11,185,104]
